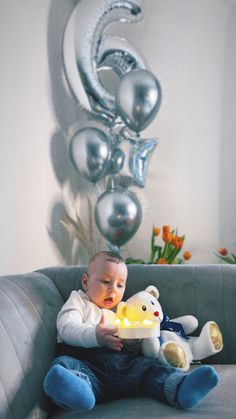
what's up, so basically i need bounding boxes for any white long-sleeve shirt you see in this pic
[57,290,116,348]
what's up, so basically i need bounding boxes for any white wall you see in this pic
[0,0,235,275]
[121,0,229,264]
[0,0,57,275]
[219,2,236,252]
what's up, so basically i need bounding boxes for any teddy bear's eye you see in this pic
[142,305,147,311]
[150,301,155,305]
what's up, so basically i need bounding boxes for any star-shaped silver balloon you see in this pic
[109,137,158,188]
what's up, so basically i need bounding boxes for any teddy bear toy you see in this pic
[116,285,223,371]
[116,285,163,356]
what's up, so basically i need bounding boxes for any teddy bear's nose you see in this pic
[154,311,159,317]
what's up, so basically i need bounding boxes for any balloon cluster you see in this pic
[63,0,162,251]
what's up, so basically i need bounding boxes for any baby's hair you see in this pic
[89,251,125,266]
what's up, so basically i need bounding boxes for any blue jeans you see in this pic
[49,353,186,407]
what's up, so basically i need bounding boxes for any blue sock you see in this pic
[43,364,95,411]
[177,365,219,409]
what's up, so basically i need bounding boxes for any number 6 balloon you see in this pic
[63,0,147,120]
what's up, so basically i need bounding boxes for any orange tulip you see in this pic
[183,251,191,260]
[153,227,161,236]
[177,239,184,249]
[171,236,183,249]
[162,225,170,233]
[156,258,167,264]
[162,232,170,243]
[218,247,228,256]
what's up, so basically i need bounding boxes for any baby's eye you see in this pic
[118,284,124,288]
[102,279,110,284]
[142,305,147,311]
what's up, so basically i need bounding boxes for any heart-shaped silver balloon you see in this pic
[70,127,111,183]
[116,69,162,132]
[95,188,142,247]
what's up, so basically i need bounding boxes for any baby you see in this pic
[43,251,219,411]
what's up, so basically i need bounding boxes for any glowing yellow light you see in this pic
[113,316,160,339]
[142,319,153,325]
[123,318,131,326]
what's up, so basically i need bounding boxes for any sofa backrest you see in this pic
[39,264,236,366]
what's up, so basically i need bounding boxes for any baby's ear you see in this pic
[145,285,160,300]
[117,302,127,319]
[81,273,88,291]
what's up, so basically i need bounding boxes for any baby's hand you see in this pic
[96,314,123,351]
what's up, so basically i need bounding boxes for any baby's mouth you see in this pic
[103,297,113,307]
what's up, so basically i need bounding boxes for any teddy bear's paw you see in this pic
[160,342,189,371]
[210,322,223,351]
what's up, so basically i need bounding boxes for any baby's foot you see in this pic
[44,364,95,411]
[177,365,219,409]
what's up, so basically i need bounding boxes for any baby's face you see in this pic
[82,258,127,309]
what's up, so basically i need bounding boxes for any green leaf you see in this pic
[151,227,155,251]
[166,246,181,264]
[173,258,184,264]
[215,253,236,264]
[230,253,236,262]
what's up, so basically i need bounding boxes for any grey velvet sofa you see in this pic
[1,264,236,419]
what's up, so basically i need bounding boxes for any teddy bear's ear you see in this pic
[117,302,127,319]
[145,285,160,299]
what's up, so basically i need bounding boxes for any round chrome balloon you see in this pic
[70,127,111,183]
[109,147,125,175]
[116,69,162,132]
[95,188,142,246]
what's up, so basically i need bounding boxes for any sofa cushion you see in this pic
[50,365,236,418]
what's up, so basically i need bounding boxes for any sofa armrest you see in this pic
[0,272,63,419]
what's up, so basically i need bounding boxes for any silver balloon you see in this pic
[70,127,111,183]
[133,138,158,187]
[116,69,162,132]
[63,0,146,119]
[109,147,125,175]
[95,188,142,246]
[110,138,158,188]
